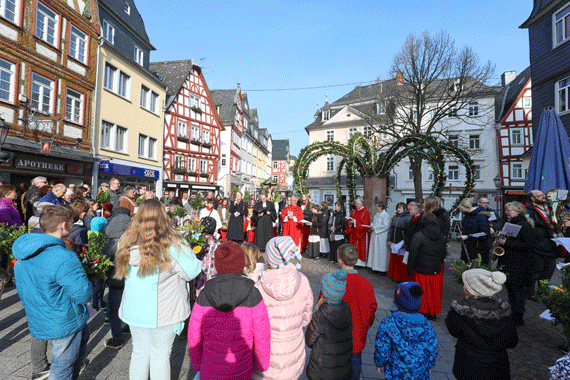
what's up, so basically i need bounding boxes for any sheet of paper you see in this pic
[361,224,372,228]
[402,251,409,265]
[347,216,355,220]
[391,240,404,253]
[488,211,497,221]
[557,261,570,271]
[552,238,570,253]
[501,223,522,238]
[300,219,311,224]
[288,210,293,217]
[540,309,555,322]
[558,189,569,201]
[469,232,487,238]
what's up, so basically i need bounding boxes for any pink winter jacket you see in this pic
[188,273,271,380]
[252,263,314,380]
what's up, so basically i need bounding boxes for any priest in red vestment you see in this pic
[281,194,304,248]
[346,198,371,266]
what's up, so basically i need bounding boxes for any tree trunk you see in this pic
[410,156,424,201]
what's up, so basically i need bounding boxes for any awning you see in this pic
[98,160,160,180]
[506,191,527,196]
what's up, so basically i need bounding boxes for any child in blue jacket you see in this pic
[374,282,438,379]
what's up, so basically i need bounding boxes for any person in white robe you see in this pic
[367,200,391,272]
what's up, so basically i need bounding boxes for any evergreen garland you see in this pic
[80,231,113,280]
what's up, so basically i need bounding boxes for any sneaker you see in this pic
[104,338,124,349]
[121,325,130,334]
[31,366,50,380]
[313,257,320,261]
[103,317,110,325]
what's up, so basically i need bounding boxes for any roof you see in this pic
[149,59,196,99]
[99,0,154,49]
[520,0,563,28]
[272,140,289,160]
[210,89,239,125]
[498,66,531,122]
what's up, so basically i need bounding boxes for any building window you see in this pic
[103,63,116,90]
[31,72,54,113]
[510,128,523,146]
[326,156,334,172]
[124,1,130,14]
[35,2,58,46]
[0,58,15,103]
[189,94,200,109]
[448,165,459,180]
[322,110,330,121]
[427,169,433,180]
[348,127,359,139]
[272,161,278,170]
[200,160,207,173]
[118,72,130,98]
[189,158,196,172]
[134,46,144,66]
[364,126,374,138]
[473,164,481,180]
[408,166,414,180]
[326,130,334,141]
[511,162,524,180]
[557,76,570,114]
[191,125,199,140]
[65,88,83,124]
[174,155,185,169]
[377,102,386,114]
[140,86,148,108]
[101,20,114,44]
[177,121,187,137]
[221,158,226,166]
[100,121,127,153]
[448,135,459,147]
[273,175,278,182]
[149,91,159,113]
[203,129,210,144]
[469,134,480,150]
[468,101,479,116]
[139,134,156,160]
[2,0,20,24]
[447,108,458,117]
[140,86,158,113]
[522,97,531,109]
[554,3,570,47]
[69,25,87,64]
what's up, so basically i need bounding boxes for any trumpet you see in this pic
[491,233,506,261]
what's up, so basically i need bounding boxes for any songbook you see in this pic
[540,309,555,322]
[558,189,569,200]
[556,262,570,271]
[468,232,487,238]
[488,212,497,222]
[552,238,570,253]
[500,223,522,238]
[402,251,410,265]
[300,219,311,224]
[288,210,293,217]
[362,224,372,228]
[391,240,404,254]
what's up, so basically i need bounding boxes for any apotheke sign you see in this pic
[16,158,65,172]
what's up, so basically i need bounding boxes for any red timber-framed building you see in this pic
[271,139,289,189]
[496,67,533,204]
[210,87,244,196]
[149,59,224,194]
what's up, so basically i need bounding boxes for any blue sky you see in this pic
[136,0,532,156]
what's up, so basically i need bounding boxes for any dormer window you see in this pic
[376,102,386,114]
[451,81,462,92]
[124,1,130,14]
[322,110,330,121]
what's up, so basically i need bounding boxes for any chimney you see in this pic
[396,71,404,85]
[501,71,517,87]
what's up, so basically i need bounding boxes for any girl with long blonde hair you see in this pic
[115,198,201,380]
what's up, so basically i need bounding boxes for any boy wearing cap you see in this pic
[337,244,377,380]
[445,269,518,380]
[188,242,271,380]
[374,282,438,379]
[306,269,353,380]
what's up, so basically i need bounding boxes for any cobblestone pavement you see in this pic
[0,241,566,379]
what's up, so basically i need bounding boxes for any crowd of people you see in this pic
[2,176,570,379]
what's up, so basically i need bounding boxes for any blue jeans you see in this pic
[48,324,90,380]
[106,287,124,341]
[352,352,362,380]
[91,279,105,309]
[129,324,177,380]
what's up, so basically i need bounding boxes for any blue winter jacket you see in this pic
[13,233,93,340]
[374,311,438,380]
[38,191,62,205]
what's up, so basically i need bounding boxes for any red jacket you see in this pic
[343,270,377,353]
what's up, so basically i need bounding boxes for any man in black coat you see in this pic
[252,193,276,252]
[22,176,48,223]
[278,191,288,235]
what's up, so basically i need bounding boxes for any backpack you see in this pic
[201,210,216,235]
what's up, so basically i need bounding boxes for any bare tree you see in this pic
[362,31,495,199]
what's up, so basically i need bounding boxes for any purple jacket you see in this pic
[0,198,23,226]
[188,273,271,380]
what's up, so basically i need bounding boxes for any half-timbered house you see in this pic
[149,59,223,195]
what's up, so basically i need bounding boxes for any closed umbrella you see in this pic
[524,109,570,193]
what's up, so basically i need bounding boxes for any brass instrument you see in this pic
[545,189,570,233]
[491,233,506,261]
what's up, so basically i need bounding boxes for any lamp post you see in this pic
[493,174,503,216]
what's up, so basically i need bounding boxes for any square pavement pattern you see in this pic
[0,242,567,379]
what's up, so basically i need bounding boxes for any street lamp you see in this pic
[493,174,502,189]
[493,174,503,217]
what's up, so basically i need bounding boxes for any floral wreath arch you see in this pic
[293,133,475,216]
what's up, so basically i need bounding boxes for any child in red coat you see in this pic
[338,243,378,379]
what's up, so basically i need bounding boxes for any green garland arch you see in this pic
[293,133,475,216]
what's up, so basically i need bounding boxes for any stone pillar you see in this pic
[364,176,386,219]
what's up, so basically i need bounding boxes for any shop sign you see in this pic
[67,164,84,175]
[99,161,159,180]
[15,157,65,172]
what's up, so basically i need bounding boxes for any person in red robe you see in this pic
[297,193,312,253]
[346,198,371,266]
[281,194,304,248]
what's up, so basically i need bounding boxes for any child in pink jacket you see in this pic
[252,236,314,380]
[188,242,271,380]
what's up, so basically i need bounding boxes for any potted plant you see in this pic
[537,270,570,351]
